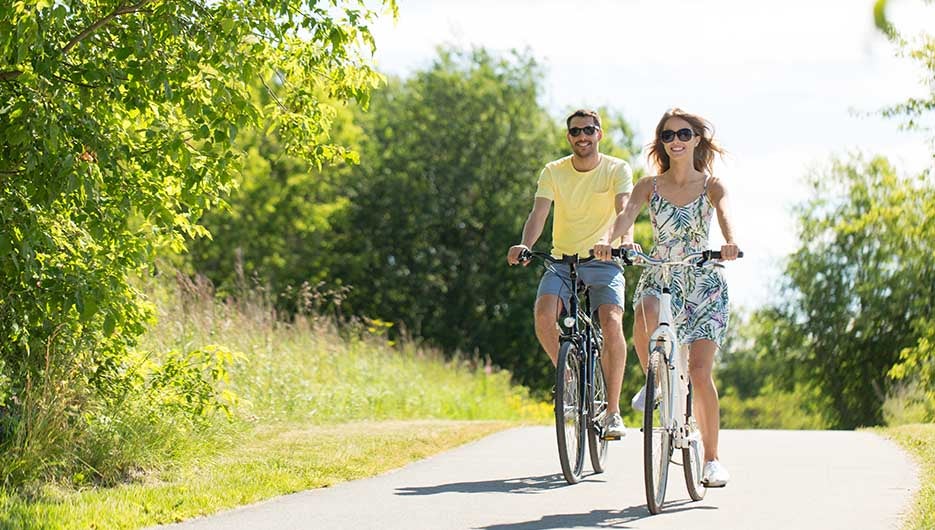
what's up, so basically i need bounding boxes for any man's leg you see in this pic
[597,304,626,415]
[534,294,562,366]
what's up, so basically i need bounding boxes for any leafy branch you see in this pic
[0,70,23,81]
[62,0,155,55]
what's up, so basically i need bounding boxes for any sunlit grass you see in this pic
[0,273,549,529]
[144,273,551,425]
[0,421,510,530]
[879,424,935,530]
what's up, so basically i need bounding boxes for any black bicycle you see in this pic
[519,249,615,484]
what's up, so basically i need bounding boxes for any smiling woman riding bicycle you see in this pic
[595,107,741,488]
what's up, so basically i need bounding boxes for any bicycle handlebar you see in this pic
[613,248,744,267]
[517,249,597,265]
[517,247,743,267]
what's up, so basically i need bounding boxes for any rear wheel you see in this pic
[587,349,609,473]
[644,349,672,514]
[555,341,586,484]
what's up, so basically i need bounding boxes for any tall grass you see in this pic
[0,269,547,508]
[144,271,549,426]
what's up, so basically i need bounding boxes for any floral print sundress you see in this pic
[632,176,730,346]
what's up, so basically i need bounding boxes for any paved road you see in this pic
[153,427,918,530]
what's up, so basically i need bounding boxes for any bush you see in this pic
[719,384,831,430]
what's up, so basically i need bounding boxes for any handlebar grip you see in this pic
[704,250,744,259]
[518,248,532,263]
[612,248,633,265]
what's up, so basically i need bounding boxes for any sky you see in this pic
[369,0,934,309]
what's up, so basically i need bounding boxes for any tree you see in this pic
[873,0,935,419]
[332,47,642,387]
[750,156,934,427]
[874,0,935,147]
[186,86,363,314]
[0,0,394,485]
[186,45,644,388]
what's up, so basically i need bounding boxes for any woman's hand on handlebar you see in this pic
[719,242,741,261]
[619,241,642,253]
[507,244,531,266]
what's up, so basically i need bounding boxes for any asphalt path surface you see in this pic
[153,426,918,530]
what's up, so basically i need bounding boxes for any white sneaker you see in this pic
[631,385,646,413]
[702,459,730,487]
[603,413,626,439]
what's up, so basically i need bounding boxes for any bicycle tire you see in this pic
[555,341,586,484]
[587,352,609,473]
[644,348,672,514]
[682,390,707,501]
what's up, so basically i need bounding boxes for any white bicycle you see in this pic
[616,248,742,514]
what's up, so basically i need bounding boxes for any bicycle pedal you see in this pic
[602,434,622,441]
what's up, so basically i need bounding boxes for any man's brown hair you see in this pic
[565,109,601,129]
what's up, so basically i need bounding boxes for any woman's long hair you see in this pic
[647,108,726,175]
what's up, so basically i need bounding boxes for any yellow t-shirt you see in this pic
[535,154,634,258]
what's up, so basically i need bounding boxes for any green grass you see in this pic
[0,274,550,529]
[146,275,551,425]
[879,424,935,530]
[0,421,513,529]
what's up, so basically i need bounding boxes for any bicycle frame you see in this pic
[544,254,604,436]
[647,273,693,450]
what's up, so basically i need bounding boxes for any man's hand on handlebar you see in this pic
[592,241,613,261]
[507,244,531,266]
[593,241,642,261]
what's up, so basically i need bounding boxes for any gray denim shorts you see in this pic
[536,260,626,312]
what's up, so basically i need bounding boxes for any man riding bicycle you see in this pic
[507,109,634,439]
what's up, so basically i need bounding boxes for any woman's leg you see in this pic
[688,339,720,462]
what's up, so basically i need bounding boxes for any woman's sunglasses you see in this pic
[660,128,696,143]
[568,125,600,137]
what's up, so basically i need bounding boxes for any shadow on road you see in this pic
[475,499,716,529]
[396,474,594,495]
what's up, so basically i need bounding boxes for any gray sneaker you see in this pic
[603,413,626,439]
[631,384,646,413]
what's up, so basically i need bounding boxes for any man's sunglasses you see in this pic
[568,125,600,137]
[660,128,696,143]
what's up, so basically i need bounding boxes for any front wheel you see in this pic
[555,341,586,484]
[683,388,707,501]
[587,351,609,473]
[644,349,672,514]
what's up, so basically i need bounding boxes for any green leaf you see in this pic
[103,314,116,336]
[80,297,98,322]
